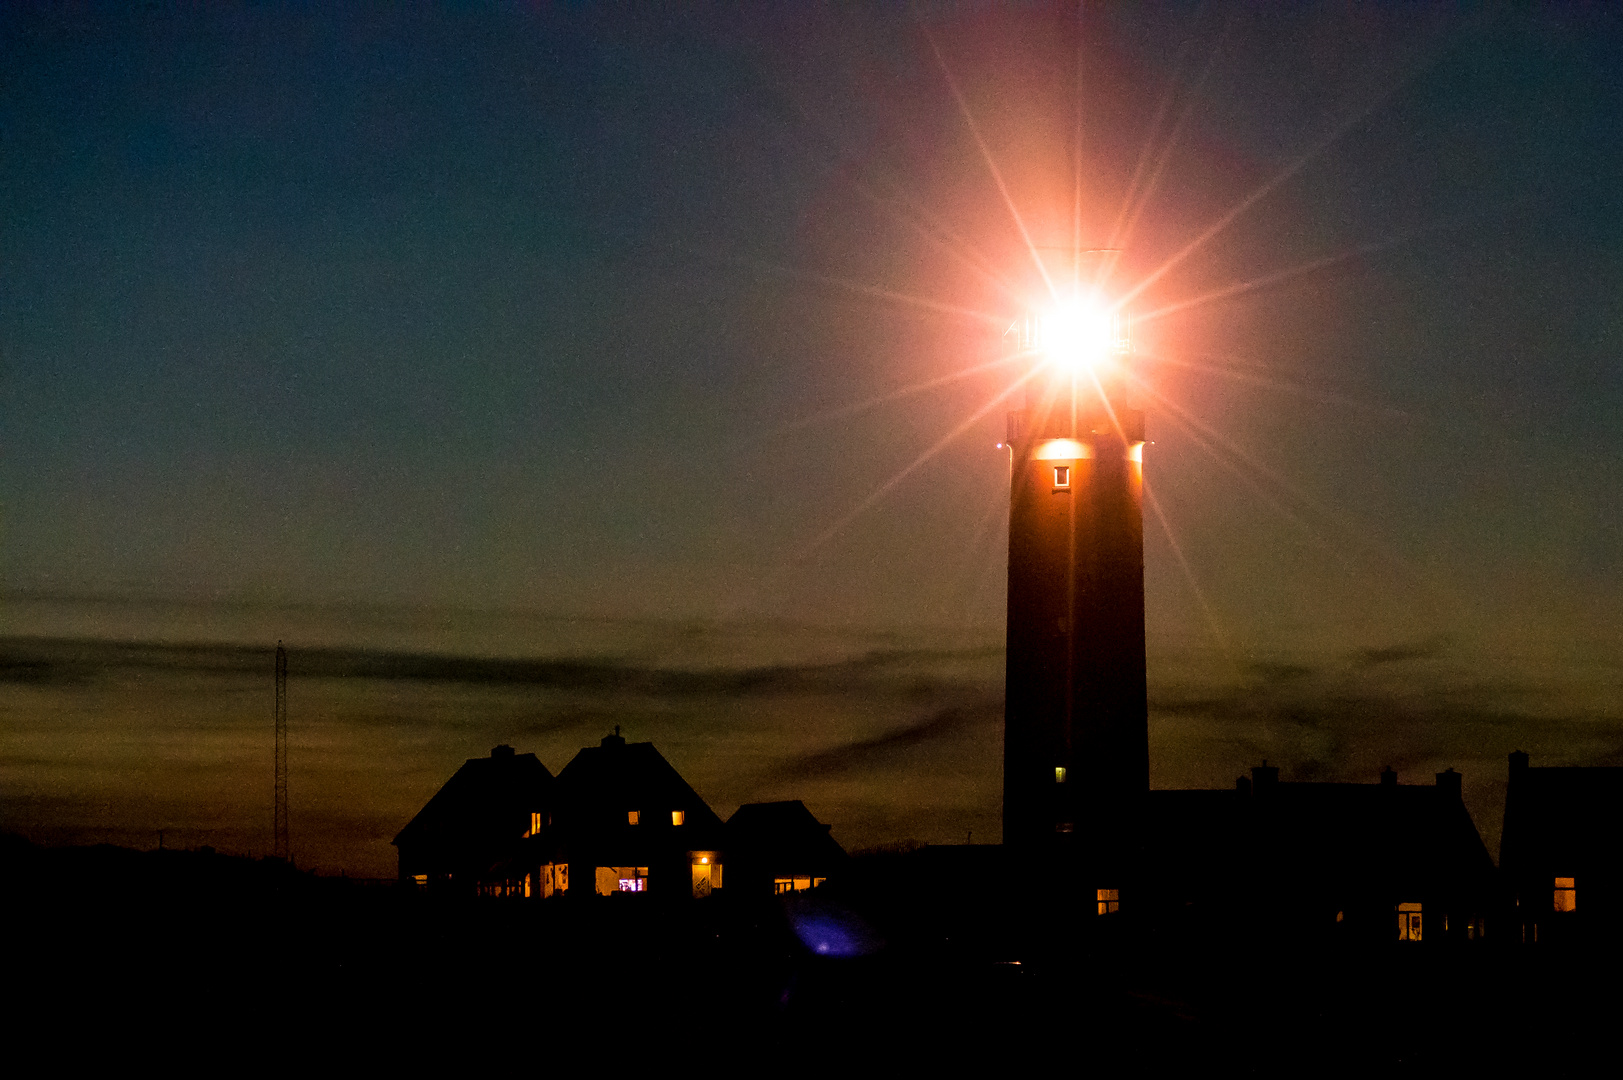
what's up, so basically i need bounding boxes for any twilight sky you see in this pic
[3,4,1622,870]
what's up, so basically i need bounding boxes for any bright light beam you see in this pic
[771,353,1020,437]
[1144,480,1233,658]
[793,366,1042,562]
[922,23,1056,300]
[1117,79,1406,312]
[1132,378,1346,564]
[727,254,1005,328]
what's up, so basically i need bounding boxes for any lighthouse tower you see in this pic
[1002,295,1148,882]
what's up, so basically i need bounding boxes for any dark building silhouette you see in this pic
[392,744,554,894]
[726,800,848,896]
[1139,764,1496,944]
[1003,311,1146,891]
[1500,751,1623,945]
[551,731,728,899]
[395,732,729,900]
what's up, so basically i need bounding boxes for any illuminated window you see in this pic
[1554,877,1576,912]
[1335,910,1344,923]
[692,853,722,897]
[529,811,542,835]
[412,874,428,889]
[1097,888,1119,915]
[672,810,685,826]
[596,866,648,895]
[1398,902,1422,941]
[1053,465,1071,488]
[627,810,640,825]
[1055,767,1068,783]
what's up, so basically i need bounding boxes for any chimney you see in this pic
[1435,768,1462,799]
[1251,761,1279,792]
[1380,767,1397,787]
[492,744,515,758]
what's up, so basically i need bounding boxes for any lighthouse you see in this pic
[1002,291,1148,882]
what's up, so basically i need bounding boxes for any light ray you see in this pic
[1133,379,1346,562]
[1137,239,1394,324]
[1150,351,1411,419]
[771,353,1020,437]
[921,22,1056,299]
[727,254,1005,327]
[1101,19,1228,288]
[1117,76,1408,312]
[1144,480,1233,658]
[793,366,1042,561]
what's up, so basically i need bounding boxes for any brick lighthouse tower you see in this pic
[1002,291,1147,885]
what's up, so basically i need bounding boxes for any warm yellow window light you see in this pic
[672,810,685,826]
[1097,888,1120,915]
[627,810,640,825]
[1055,767,1068,783]
[1555,876,1576,912]
[530,811,542,835]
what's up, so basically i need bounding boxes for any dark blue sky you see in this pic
[4,2,1622,663]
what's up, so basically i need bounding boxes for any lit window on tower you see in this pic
[672,810,685,826]
[1554,877,1576,912]
[1398,902,1423,941]
[627,810,640,825]
[1053,465,1071,488]
[1055,766,1068,783]
[529,811,542,836]
[1097,889,1120,915]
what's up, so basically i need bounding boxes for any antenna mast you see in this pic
[274,641,289,860]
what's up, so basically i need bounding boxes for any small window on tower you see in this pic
[1555,877,1576,912]
[1053,465,1071,488]
[627,810,640,825]
[1097,888,1120,915]
[1055,767,1068,783]
[672,810,686,826]
[530,811,542,835]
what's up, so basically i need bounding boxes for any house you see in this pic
[1137,763,1497,944]
[549,730,729,899]
[1500,750,1623,945]
[726,800,848,896]
[392,744,555,895]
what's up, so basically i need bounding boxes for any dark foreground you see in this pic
[4,836,1613,1070]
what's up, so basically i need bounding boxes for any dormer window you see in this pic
[672,810,686,826]
[627,810,640,825]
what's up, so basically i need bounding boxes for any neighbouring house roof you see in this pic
[727,800,848,874]
[1501,752,1623,876]
[392,744,554,859]
[1141,767,1495,907]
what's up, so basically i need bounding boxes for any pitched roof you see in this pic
[1502,753,1623,872]
[392,745,554,849]
[727,800,848,868]
[553,733,726,843]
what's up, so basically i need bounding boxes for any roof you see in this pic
[727,800,848,870]
[552,733,726,858]
[1501,752,1623,874]
[392,745,554,850]
[1144,768,1495,903]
